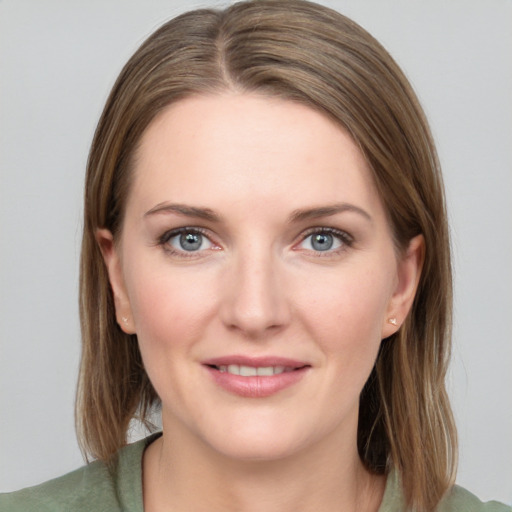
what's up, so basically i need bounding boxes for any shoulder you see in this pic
[0,460,118,512]
[380,469,511,512]
[0,433,160,512]
[438,485,511,512]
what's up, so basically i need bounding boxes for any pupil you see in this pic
[180,232,202,251]
[312,233,333,251]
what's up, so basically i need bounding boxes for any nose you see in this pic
[219,246,291,339]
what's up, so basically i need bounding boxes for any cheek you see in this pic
[297,264,393,359]
[126,262,219,352]
[124,263,222,408]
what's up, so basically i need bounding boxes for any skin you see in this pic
[97,93,423,512]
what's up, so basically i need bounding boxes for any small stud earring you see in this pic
[388,317,398,326]
[121,316,128,325]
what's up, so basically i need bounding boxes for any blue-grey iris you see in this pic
[311,233,333,251]
[180,232,202,251]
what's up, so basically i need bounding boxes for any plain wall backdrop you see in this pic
[1,0,511,504]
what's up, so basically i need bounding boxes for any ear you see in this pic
[95,228,135,334]
[381,234,424,338]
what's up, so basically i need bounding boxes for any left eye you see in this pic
[167,230,213,252]
[299,231,345,252]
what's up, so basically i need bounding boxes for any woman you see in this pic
[1,1,509,511]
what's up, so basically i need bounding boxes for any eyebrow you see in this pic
[144,201,372,224]
[144,203,221,222]
[289,203,372,223]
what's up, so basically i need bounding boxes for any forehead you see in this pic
[128,93,383,220]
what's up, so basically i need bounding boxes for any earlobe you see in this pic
[382,234,425,338]
[95,228,135,334]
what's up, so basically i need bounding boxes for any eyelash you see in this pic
[158,227,216,258]
[297,227,354,256]
[157,226,354,258]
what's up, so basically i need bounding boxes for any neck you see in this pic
[143,418,385,512]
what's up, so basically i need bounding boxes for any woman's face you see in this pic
[99,93,422,461]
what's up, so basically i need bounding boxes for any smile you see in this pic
[214,365,295,376]
[203,356,311,398]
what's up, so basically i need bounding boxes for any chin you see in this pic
[210,434,307,463]
[193,412,325,463]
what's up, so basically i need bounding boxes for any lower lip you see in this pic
[204,366,309,398]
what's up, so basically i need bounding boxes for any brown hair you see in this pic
[77,1,457,509]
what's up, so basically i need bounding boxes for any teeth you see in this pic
[227,364,239,375]
[240,366,257,376]
[217,365,291,376]
[257,366,273,376]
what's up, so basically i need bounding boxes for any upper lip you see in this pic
[202,355,310,369]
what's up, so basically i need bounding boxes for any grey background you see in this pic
[1,0,511,504]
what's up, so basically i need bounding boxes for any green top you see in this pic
[1,434,509,511]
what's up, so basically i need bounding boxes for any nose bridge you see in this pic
[221,240,289,337]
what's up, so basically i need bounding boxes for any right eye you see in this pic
[160,228,215,254]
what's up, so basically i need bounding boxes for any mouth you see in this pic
[202,356,311,398]
[207,364,304,376]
